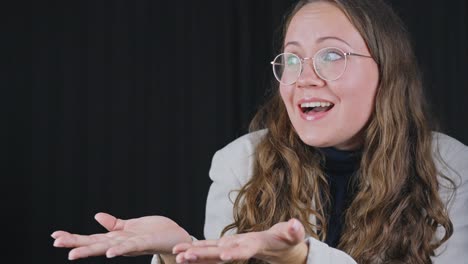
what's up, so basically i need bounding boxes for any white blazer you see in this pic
[153,130,468,263]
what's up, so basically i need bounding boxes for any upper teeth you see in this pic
[300,102,332,108]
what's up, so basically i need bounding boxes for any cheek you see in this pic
[347,98,374,133]
[279,85,289,99]
[338,79,377,130]
[343,62,378,112]
[279,85,294,110]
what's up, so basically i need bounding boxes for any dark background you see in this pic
[3,0,467,263]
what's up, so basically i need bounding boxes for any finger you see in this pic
[217,236,241,248]
[95,212,126,231]
[51,230,70,239]
[53,232,111,248]
[180,260,225,264]
[218,245,257,261]
[172,242,192,254]
[185,262,224,264]
[105,235,153,257]
[191,239,219,247]
[173,239,220,254]
[286,218,305,244]
[176,253,223,264]
[68,239,121,260]
[176,251,197,263]
[181,245,256,262]
[176,246,223,263]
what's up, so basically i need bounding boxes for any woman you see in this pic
[52,0,468,263]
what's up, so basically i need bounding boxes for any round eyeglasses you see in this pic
[270,47,373,85]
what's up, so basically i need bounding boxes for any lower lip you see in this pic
[299,106,333,121]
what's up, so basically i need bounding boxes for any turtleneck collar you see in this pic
[319,147,362,174]
[319,147,362,248]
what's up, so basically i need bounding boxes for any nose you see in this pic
[296,59,326,88]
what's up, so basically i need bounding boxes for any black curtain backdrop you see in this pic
[3,1,467,263]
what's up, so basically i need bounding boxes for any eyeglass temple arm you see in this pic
[345,52,372,58]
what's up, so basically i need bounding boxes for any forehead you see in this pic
[285,2,365,49]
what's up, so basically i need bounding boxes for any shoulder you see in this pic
[431,132,468,186]
[216,129,267,158]
[209,129,268,185]
[432,132,468,162]
[431,131,467,221]
[431,134,468,260]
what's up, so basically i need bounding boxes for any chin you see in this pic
[296,132,331,148]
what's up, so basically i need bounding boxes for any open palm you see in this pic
[173,218,307,263]
[52,212,191,260]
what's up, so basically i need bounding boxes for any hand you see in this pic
[51,212,192,260]
[173,218,308,264]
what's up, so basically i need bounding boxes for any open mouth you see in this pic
[299,102,335,114]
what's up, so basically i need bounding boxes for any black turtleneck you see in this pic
[320,147,361,248]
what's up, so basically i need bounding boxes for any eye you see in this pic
[286,54,300,65]
[322,51,343,62]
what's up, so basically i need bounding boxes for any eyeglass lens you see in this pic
[272,48,347,84]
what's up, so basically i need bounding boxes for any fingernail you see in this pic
[292,219,300,231]
[107,253,115,258]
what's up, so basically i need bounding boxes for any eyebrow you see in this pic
[284,36,351,48]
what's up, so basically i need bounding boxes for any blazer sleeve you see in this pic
[306,237,357,264]
[432,133,468,263]
[204,147,245,239]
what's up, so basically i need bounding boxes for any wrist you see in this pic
[159,229,192,264]
[159,254,176,264]
[269,241,308,264]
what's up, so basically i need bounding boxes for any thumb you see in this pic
[286,218,305,244]
[94,212,125,231]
